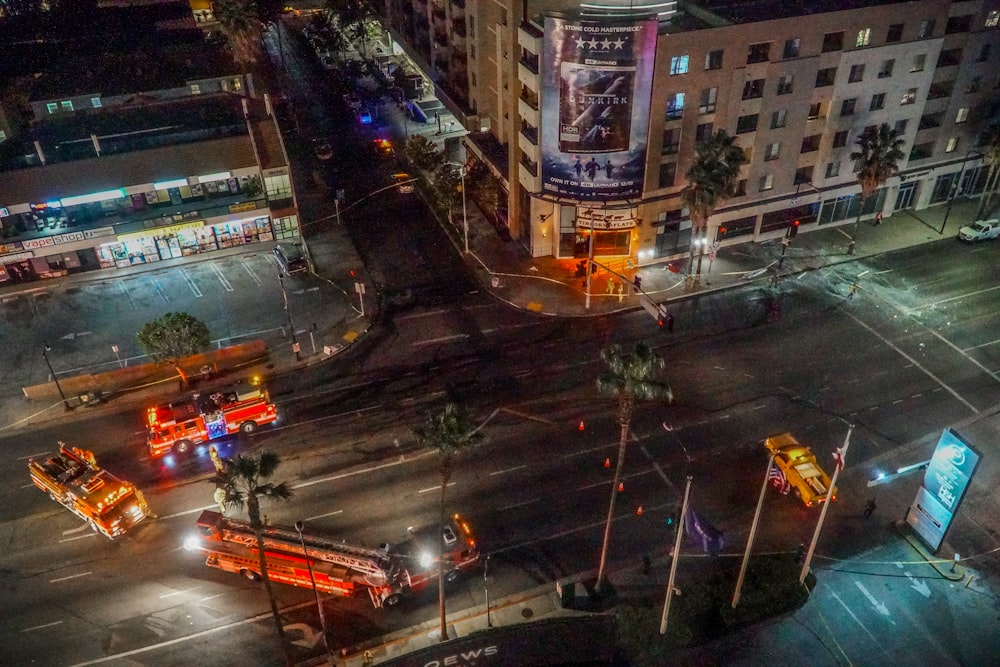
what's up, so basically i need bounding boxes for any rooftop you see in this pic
[692,0,910,25]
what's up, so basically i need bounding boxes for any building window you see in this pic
[807,102,823,120]
[666,92,685,120]
[894,119,909,134]
[977,44,991,62]
[759,173,774,191]
[870,93,886,111]
[918,19,934,39]
[816,67,837,87]
[659,162,677,188]
[945,137,959,153]
[699,87,717,114]
[966,77,981,94]
[901,88,917,105]
[910,54,926,72]
[856,28,871,47]
[956,107,969,123]
[764,142,781,161]
[747,42,770,64]
[735,179,748,196]
[60,100,73,110]
[937,48,963,67]
[945,15,973,34]
[822,31,844,52]
[670,55,689,75]
[705,49,723,70]
[795,166,814,184]
[696,122,714,142]
[742,78,765,100]
[777,75,793,95]
[840,98,857,116]
[264,173,292,198]
[736,114,759,134]
[833,130,849,148]
[190,83,202,94]
[771,109,787,129]
[878,59,894,78]
[848,64,865,83]
[987,10,999,28]
[46,102,58,113]
[886,23,904,43]
[91,97,102,108]
[826,161,841,178]
[783,38,800,59]
[662,128,681,155]
[801,134,821,153]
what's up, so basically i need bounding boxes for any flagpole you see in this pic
[660,475,692,635]
[732,454,774,608]
[799,426,853,585]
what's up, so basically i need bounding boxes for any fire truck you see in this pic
[146,381,278,458]
[28,442,150,539]
[186,511,479,607]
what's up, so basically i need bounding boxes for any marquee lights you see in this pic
[60,188,126,207]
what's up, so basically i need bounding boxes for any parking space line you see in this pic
[180,269,202,298]
[210,263,234,292]
[241,258,263,286]
[152,278,170,304]
[117,280,138,310]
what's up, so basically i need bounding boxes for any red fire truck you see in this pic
[146,381,278,458]
[185,511,479,607]
[29,442,150,539]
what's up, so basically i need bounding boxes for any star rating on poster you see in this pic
[573,34,628,50]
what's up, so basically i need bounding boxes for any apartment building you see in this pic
[380,0,1000,264]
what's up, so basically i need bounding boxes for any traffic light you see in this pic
[633,275,642,290]
[788,219,800,238]
[666,507,679,530]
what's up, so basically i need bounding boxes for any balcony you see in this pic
[519,121,538,146]
[519,50,539,74]
[918,113,943,130]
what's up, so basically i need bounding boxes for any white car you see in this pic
[958,219,1000,242]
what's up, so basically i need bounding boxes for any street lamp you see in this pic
[939,150,983,235]
[294,521,333,662]
[418,549,450,642]
[277,273,301,361]
[42,341,73,412]
[446,162,469,254]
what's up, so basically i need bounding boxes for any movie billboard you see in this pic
[541,15,657,201]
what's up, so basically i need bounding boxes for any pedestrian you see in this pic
[863,498,877,518]
[847,282,857,300]
[874,212,882,226]
[796,543,806,564]
[666,312,675,332]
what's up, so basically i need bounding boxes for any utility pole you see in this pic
[660,476,692,634]
[42,341,73,411]
[278,273,301,361]
[799,426,853,584]
[295,521,333,665]
[733,455,774,608]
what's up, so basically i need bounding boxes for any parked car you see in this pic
[392,173,414,194]
[274,243,307,275]
[957,219,1000,242]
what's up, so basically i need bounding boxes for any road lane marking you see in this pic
[489,465,526,476]
[304,510,343,521]
[62,524,90,535]
[21,621,63,633]
[418,482,455,494]
[50,572,92,583]
[210,263,234,292]
[159,505,220,521]
[396,309,450,320]
[411,334,469,347]
[59,533,99,543]
[180,269,203,298]
[498,498,540,511]
[829,589,881,644]
[159,587,200,599]
[844,311,980,413]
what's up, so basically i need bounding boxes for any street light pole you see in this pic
[42,341,72,412]
[277,273,301,361]
[295,521,333,664]
[939,150,982,235]
[732,454,774,608]
[799,426,853,584]
[460,166,469,254]
[484,554,492,627]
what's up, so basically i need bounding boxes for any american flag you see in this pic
[833,447,845,471]
[768,464,790,494]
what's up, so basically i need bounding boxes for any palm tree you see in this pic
[850,123,905,235]
[681,130,747,285]
[213,450,293,665]
[595,343,672,592]
[974,121,1000,220]
[414,403,485,642]
[213,0,264,71]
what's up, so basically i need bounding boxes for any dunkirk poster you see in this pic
[541,15,657,201]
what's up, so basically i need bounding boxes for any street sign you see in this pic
[354,282,365,294]
[906,429,981,551]
[708,252,717,261]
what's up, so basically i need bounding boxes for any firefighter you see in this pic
[209,446,226,473]
[135,488,157,519]
[209,446,229,513]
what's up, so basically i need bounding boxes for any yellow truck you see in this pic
[764,433,837,507]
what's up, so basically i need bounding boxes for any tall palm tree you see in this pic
[213,450,293,665]
[595,343,672,592]
[681,130,747,285]
[414,403,485,643]
[974,121,1000,220]
[850,123,905,235]
[214,0,264,71]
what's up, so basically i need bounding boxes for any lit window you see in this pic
[771,109,787,129]
[60,100,73,111]
[956,107,969,123]
[759,173,774,191]
[987,10,999,27]
[764,142,781,161]
[190,83,202,94]
[670,55,689,75]
[901,88,917,105]
[856,28,871,47]
[46,102,58,114]
[666,92,685,120]
[91,97,102,108]
[945,137,958,153]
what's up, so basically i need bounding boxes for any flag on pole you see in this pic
[768,464,790,495]
[833,447,845,471]
[684,506,726,556]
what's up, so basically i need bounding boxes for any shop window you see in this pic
[272,215,300,240]
[264,174,292,198]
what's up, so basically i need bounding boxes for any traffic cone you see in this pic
[578,420,585,431]
[636,506,643,516]
[618,482,624,492]
[604,458,611,468]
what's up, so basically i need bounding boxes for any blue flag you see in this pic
[685,506,726,556]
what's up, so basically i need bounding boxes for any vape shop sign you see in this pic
[906,429,981,551]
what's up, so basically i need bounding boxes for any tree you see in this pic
[850,123,905,234]
[405,135,443,172]
[432,163,463,222]
[136,312,210,384]
[212,450,294,665]
[595,343,672,592]
[681,130,747,284]
[974,121,1000,220]
[213,0,264,70]
[413,403,485,642]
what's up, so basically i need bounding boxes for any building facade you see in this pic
[382,0,1000,266]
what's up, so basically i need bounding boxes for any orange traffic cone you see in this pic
[604,458,611,468]
[636,506,643,515]
[618,482,625,492]
[579,420,585,431]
